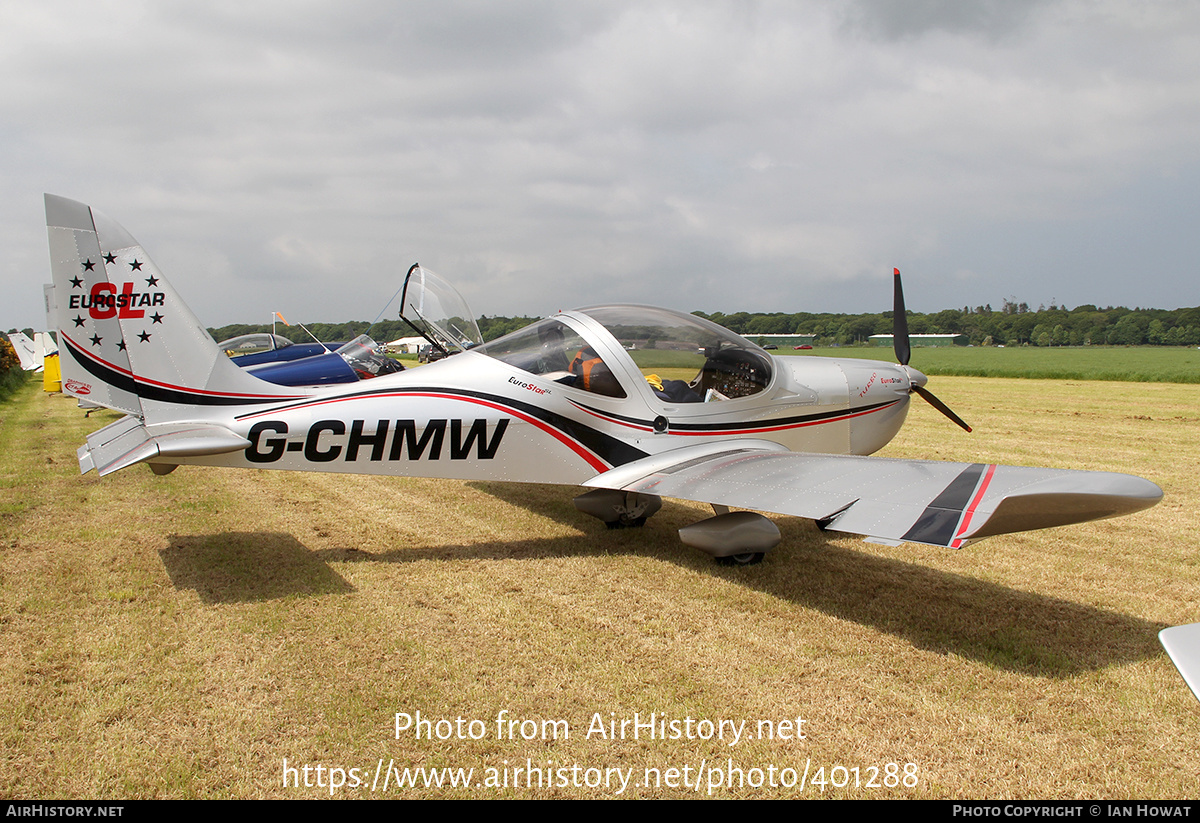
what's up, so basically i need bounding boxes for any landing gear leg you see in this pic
[573,489,662,529]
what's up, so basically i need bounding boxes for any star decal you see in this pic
[90,334,102,347]
[145,275,159,287]
[83,259,95,271]
[117,341,127,351]
[103,253,117,264]
[150,312,164,324]
[129,259,143,271]
[73,315,86,328]
[70,276,84,289]
[137,331,152,343]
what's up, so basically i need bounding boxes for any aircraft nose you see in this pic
[906,366,929,388]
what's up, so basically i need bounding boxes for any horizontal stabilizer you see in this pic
[587,447,1162,548]
[79,416,250,476]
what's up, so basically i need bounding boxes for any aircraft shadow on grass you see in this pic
[159,531,355,604]
[160,511,1162,676]
[354,480,1161,678]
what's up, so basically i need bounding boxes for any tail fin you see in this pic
[6,333,39,371]
[44,195,307,422]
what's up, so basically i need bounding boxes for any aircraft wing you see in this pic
[585,441,1163,548]
[1159,624,1200,702]
[77,415,250,477]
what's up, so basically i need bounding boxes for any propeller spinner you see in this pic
[892,268,972,433]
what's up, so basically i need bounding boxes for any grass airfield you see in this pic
[1,374,1197,799]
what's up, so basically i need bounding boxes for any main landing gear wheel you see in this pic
[679,511,780,565]
[574,489,662,529]
[604,515,647,530]
[715,552,765,566]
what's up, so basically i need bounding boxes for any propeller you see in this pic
[892,268,972,433]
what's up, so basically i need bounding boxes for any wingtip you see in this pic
[964,470,1163,540]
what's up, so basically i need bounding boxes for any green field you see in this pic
[780,345,1200,383]
[2,378,1198,798]
[402,343,1200,382]
[624,344,1200,383]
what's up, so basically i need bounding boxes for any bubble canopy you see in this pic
[476,305,774,402]
[577,305,769,361]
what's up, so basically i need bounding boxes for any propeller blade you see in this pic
[893,267,910,367]
[892,268,971,433]
[912,384,972,433]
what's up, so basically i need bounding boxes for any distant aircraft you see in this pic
[7,333,40,371]
[218,332,403,387]
[218,332,335,365]
[43,195,1162,564]
[6,331,58,372]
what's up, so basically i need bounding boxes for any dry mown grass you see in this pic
[1,377,1197,798]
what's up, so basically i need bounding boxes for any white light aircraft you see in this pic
[7,331,56,372]
[7,332,38,371]
[43,195,1162,564]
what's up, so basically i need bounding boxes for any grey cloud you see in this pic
[840,0,1050,42]
[4,1,1200,332]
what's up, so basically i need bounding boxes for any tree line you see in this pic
[205,316,543,348]
[695,299,1200,347]
[205,299,1200,349]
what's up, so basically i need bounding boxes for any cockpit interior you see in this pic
[477,305,773,404]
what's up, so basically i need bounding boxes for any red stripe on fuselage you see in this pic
[569,398,904,436]
[238,390,610,473]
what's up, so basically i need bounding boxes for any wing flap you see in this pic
[587,447,1162,548]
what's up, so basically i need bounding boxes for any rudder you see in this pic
[44,195,307,422]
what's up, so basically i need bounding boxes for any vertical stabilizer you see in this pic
[44,195,307,422]
[6,333,40,371]
[46,195,143,416]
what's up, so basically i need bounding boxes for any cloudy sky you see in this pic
[3,0,1199,332]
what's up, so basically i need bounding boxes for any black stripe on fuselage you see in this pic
[570,397,902,433]
[63,337,301,406]
[901,463,986,546]
[235,385,650,468]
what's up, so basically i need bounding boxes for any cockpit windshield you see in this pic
[335,334,404,379]
[217,333,293,357]
[578,306,773,401]
[476,305,772,403]
[399,265,483,355]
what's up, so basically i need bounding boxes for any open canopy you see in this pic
[399,265,483,355]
